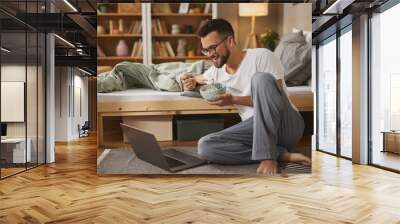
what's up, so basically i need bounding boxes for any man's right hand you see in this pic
[180,73,197,91]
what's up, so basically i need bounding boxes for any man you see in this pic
[181,19,311,174]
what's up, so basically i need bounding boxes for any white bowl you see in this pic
[199,83,226,101]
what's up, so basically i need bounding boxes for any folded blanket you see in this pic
[97,60,212,93]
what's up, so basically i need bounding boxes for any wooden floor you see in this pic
[1,135,400,223]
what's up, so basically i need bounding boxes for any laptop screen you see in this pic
[1,123,7,137]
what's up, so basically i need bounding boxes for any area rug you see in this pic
[97,147,311,175]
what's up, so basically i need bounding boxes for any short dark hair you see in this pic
[197,19,234,39]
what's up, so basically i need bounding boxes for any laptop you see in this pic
[120,123,206,173]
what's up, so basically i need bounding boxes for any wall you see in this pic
[218,3,284,49]
[54,67,89,141]
[217,3,311,49]
[282,3,312,35]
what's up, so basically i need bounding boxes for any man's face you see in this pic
[200,31,230,68]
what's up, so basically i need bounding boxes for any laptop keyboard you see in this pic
[165,156,185,168]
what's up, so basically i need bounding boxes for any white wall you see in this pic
[54,67,89,141]
[282,3,312,35]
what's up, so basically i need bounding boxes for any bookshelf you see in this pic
[97,3,143,67]
[150,3,213,64]
[97,3,216,69]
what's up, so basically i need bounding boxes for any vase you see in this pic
[116,40,129,56]
[177,39,186,57]
[97,25,105,35]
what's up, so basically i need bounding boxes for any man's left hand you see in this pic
[207,93,234,106]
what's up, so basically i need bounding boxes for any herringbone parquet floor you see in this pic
[1,135,400,224]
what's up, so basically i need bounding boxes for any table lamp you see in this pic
[238,3,269,49]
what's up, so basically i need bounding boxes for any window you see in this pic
[317,35,337,154]
[370,2,400,171]
[339,27,352,158]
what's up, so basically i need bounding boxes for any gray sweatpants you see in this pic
[197,72,304,164]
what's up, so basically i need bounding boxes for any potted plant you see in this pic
[97,3,111,13]
[186,45,195,57]
[191,3,203,14]
[259,29,279,51]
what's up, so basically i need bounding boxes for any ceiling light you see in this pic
[63,0,78,12]
[54,34,75,48]
[1,47,11,53]
[323,0,355,15]
[78,67,93,76]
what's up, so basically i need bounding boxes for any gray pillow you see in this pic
[274,31,312,86]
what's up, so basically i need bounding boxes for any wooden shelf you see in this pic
[98,57,143,62]
[152,13,212,17]
[98,13,142,17]
[153,56,208,61]
[97,34,142,38]
[152,34,198,38]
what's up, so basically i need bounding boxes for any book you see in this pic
[156,19,164,34]
[160,21,168,34]
[131,41,138,57]
[204,3,211,14]
[137,40,143,57]
[165,41,175,57]
[160,42,168,57]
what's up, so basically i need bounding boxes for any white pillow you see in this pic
[292,28,312,43]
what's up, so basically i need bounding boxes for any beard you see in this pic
[212,48,230,68]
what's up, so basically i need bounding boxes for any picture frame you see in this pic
[178,3,189,14]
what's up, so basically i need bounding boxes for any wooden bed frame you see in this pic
[97,93,313,147]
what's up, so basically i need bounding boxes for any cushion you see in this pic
[274,31,312,86]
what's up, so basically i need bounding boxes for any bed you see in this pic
[97,86,313,147]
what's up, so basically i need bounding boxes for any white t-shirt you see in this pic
[203,48,285,121]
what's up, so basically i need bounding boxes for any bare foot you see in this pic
[280,149,311,166]
[257,160,279,175]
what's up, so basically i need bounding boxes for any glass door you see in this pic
[339,26,352,159]
[317,35,337,154]
[370,2,400,171]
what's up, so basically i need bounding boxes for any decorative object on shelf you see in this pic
[259,29,279,51]
[239,3,269,49]
[118,3,141,13]
[177,38,187,57]
[171,24,181,34]
[118,19,124,34]
[97,44,106,57]
[97,3,110,13]
[179,3,189,14]
[116,39,129,56]
[109,20,114,34]
[152,3,172,13]
[191,3,203,14]
[184,25,193,34]
[187,45,195,57]
[97,25,106,35]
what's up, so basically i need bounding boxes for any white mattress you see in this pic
[98,89,189,102]
[286,85,313,95]
[98,86,312,103]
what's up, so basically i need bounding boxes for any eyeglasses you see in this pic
[200,36,229,56]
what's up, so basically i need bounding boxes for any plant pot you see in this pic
[98,5,108,13]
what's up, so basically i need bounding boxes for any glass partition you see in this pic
[0,0,46,179]
[317,35,337,154]
[370,3,400,171]
[339,27,352,158]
